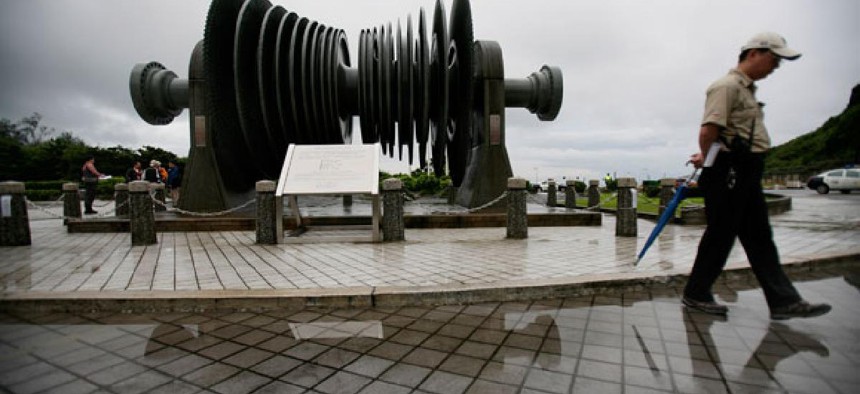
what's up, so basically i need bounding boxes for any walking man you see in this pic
[683,32,830,320]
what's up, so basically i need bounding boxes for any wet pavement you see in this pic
[4,190,859,312]
[2,190,859,393]
[1,266,858,393]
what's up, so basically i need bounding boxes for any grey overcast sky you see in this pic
[1,0,858,182]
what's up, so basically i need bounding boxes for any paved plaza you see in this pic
[1,190,859,311]
[1,189,859,393]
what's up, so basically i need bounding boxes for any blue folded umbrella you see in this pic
[635,172,696,265]
[636,144,719,266]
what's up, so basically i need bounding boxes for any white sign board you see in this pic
[1,195,11,217]
[277,144,380,196]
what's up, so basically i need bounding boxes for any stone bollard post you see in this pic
[62,183,82,222]
[0,182,31,246]
[658,178,676,217]
[565,180,577,209]
[152,183,167,212]
[382,178,404,242]
[615,177,637,237]
[587,180,600,210]
[546,180,557,207]
[115,183,129,217]
[507,177,528,239]
[255,180,277,244]
[129,181,156,246]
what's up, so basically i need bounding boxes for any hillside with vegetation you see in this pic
[764,84,860,176]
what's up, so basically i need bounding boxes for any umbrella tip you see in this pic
[634,257,642,266]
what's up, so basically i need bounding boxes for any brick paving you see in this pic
[1,269,858,393]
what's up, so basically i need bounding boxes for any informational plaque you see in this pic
[277,143,380,196]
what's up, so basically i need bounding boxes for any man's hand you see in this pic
[689,152,705,168]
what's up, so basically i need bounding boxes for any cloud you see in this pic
[1,0,858,182]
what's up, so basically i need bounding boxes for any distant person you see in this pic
[143,160,162,183]
[158,162,168,183]
[125,161,142,183]
[80,155,103,214]
[167,161,182,203]
[683,32,830,320]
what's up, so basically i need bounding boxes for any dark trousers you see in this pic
[684,152,801,309]
[84,181,97,212]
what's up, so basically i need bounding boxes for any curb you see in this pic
[2,253,857,313]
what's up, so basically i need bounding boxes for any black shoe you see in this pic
[682,296,728,315]
[84,210,98,215]
[771,301,831,320]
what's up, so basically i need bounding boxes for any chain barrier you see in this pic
[464,191,509,213]
[637,195,660,207]
[584,192,619,210]
[402,190,509,215]
[25,199,67,221]
[149,195,256,217]
[24,198,129,221]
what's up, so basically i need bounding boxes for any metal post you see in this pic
[507,177,528,239]
[616,177,637,237]
[382,178,404,242]
[0,182,31,246]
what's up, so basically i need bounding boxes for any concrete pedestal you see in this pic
[507,177,528,239]
[255,181,277,244]
[546,180,557,207]
[129,181,156,246]
[587,180,600,210]
[658,178,676,217]
[152,183,167,212]
[115,183,129,217]
[383,179,404,242]
[0,182,31,246]
[616,177,637,237]
[62,183,81,222]
[565,180,577,209]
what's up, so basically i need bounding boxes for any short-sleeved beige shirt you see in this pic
[701,69,771,152]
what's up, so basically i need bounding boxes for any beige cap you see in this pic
[741,32,801,60]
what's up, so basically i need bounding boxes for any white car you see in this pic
[533,178,568,193]
[806,168,860,194]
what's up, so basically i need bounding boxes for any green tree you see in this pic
[0,113,185,182]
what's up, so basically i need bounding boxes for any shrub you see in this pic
[379,170,449,196]
[25,189,62,201]
[643,180,661,198]
[605,178,618,192]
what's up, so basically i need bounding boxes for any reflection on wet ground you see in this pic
[2,267,859,394]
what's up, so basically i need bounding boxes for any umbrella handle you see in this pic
[685,143,720,184]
